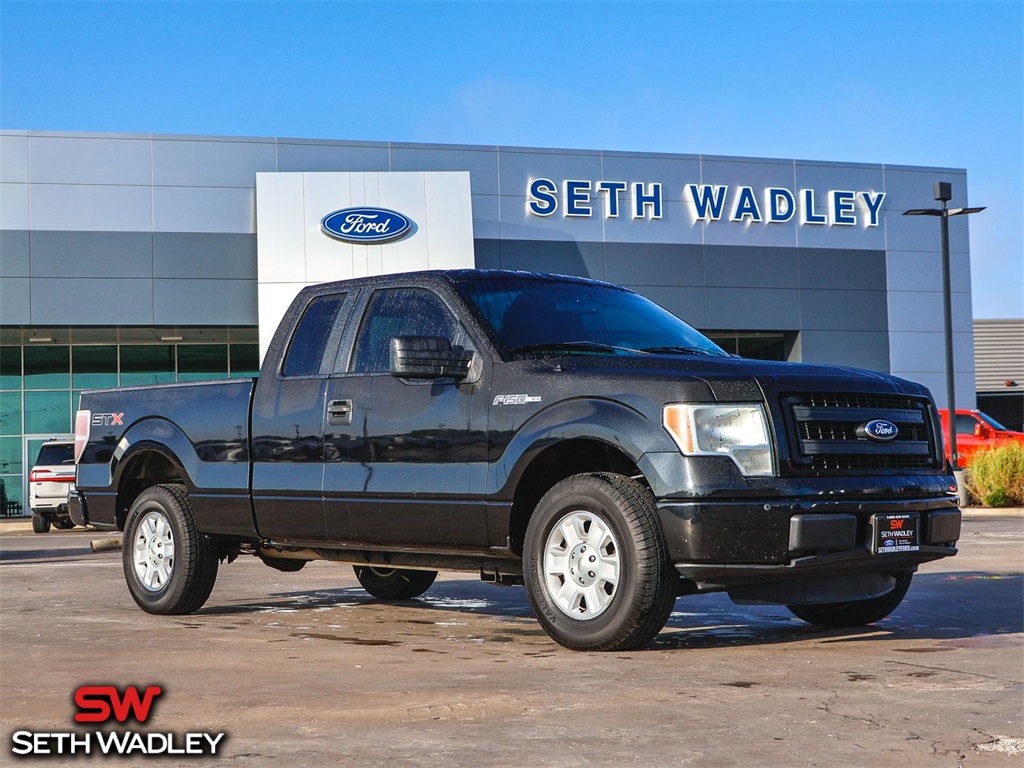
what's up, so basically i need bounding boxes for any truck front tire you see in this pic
[353,566,437,599]
[523,473,677,651]
[123,484,218,614]
[786,572,913,628]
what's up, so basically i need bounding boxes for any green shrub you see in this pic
[966,443,1024,507]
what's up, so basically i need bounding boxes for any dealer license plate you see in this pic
[871,512,920,554]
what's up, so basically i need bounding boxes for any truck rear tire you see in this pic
[123,484,218,615]
[53,519,76,530]
[523,473,677,651]
[353,566,437,599]
[786,572,913,628]
[32,512,50,534]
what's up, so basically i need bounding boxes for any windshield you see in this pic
[454,275,728,359]
[978,412,1009,431]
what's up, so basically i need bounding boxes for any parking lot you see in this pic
[1,511,1021,767]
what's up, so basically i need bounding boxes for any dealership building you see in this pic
[0,129,978,510]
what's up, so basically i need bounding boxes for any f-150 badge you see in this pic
[493,394,542,406]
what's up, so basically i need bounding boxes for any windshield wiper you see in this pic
[640,346,727,357]
[510,341,648,356]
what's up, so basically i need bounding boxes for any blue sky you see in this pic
[2,0,1021,317]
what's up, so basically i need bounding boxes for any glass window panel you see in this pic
[283,294,346,377]
[72,346,119,390]
[1,474,24,509]
[0,347,22,390]
[0,392,21,436]
[0,436,22,476]
[24,390,71,435]
[736,334,786,361]
[704,334,739,355]
[954,414,978,435]
[120,345,175,387]
[351,289,462,373]
[229,344,260,378]
[24,346,70,390]
[178,345,228,382]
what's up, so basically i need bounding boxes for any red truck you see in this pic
[938,409,1024,466]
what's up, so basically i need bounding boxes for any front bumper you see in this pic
[657,495,960,591]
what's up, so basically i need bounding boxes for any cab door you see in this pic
[322,286,490,548]
[251,291,353,543]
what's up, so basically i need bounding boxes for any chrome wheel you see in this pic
[543,509,621,619]
[133,510,175,592]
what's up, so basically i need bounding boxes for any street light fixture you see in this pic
[903,181,985,474]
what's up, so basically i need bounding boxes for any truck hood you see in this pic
[542,354,930,401]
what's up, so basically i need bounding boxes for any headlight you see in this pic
[663,403,775,477]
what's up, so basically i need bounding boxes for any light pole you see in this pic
[903,181,985,474]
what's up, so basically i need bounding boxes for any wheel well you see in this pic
[508,439,646,555]
[115,451,185,530]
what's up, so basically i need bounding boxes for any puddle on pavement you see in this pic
[290,632,400,646]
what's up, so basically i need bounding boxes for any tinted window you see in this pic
[350,289,461,373]
[455,276,726,358]
[35,443,74,466]
[954,414,978,435]
[283,294,347,377]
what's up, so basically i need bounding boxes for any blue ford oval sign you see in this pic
[321,207,414,244]
[859,419,899,442]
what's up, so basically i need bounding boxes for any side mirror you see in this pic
[390,336,472,381]
[974,422,992,439]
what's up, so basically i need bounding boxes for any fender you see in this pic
[112,417,255,537]
[489,397,678,497]
[112,418,201,492]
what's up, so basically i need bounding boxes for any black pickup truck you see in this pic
[71,270,961,651]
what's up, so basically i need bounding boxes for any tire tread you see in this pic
[526,472,677,651]
[123,483,218,615]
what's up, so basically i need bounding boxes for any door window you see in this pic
[954,414,978,435]
[349,289,464,373]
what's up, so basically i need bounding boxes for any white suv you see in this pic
[29,441,76,533]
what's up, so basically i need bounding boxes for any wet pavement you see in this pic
[1,513,1021,766]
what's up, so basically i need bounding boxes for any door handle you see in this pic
[327,399,353,426]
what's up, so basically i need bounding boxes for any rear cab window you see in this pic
[282,293,348,377]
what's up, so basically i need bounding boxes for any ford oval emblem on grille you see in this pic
[859,419,899,442]
[321,207,414,244]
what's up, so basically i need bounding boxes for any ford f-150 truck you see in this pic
[71,270,961,651]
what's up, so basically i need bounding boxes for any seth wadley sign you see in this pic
[527,179,886,227]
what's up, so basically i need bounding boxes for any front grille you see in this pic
[783,392,941,474]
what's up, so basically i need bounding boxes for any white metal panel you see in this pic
[256,173,306,283]
[29,136,152,186]
[255,170,475,355]
[152,138,277,187]
[30,184,152,231]
[1,135,29,183]
[1,183,29,229]
[153,186,255,233]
